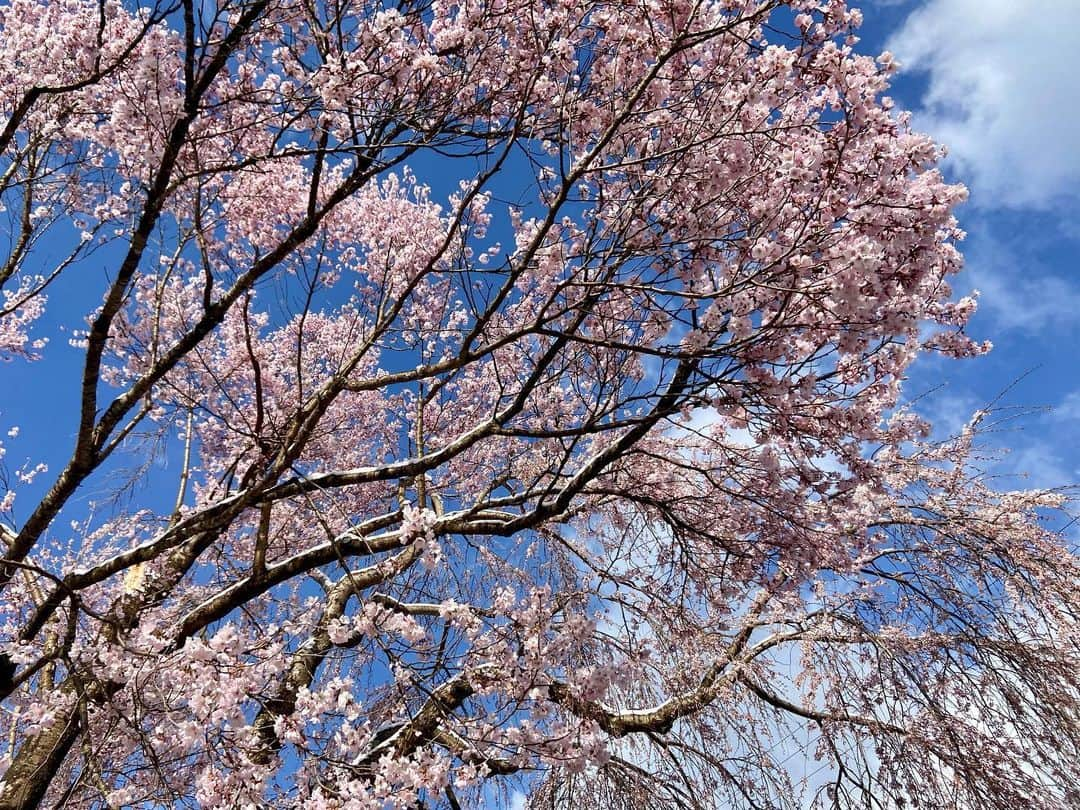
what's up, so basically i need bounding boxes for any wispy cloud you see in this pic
[888,0,1080,209]
[995,440,1076,491]
[972,264,1080,335]
[1051,390,1080,423]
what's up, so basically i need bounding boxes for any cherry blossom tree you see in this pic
[0,0,1076,807]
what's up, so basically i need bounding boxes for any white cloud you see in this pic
[1052,390,1080,422]
[888,0,1080,209]
[912,388,982,438]
[930,219,1080,336]
[971,262,1080,335]
[997,440,1076,490]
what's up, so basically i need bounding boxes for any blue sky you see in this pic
[855,0,1080,493]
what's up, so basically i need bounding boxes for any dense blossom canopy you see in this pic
[0,0,1076,807]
